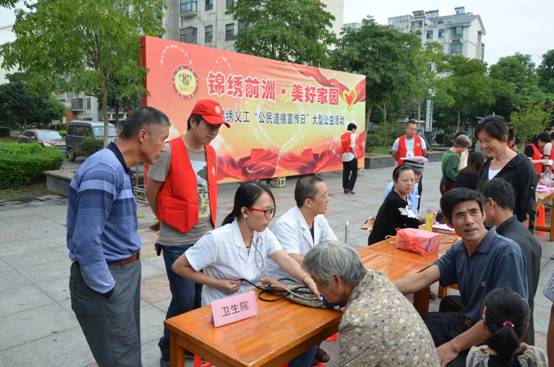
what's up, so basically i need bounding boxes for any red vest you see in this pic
[341,131,354,153]
[396,135,423,165]
[156,137,217,233]
[527,143,543,174]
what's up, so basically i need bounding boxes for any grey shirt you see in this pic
[435,228,528,322]
[148,143,213,246]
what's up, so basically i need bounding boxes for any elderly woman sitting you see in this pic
[303,243,440,367]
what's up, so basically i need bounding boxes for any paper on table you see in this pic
[432,223,455,233]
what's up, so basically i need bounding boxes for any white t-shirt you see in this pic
[342,132,357,162]
[488,167,501,180]
[544,142,552,156]
[392,136,427,158]
[264,206,338,278]
[185,220,282,306]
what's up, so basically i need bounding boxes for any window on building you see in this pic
[477,31,482,42]
[225,23,235,41]
[205,0,213,11]
[180,27,198,44]
[205,25,213,43]
[438,29,445,39]
[226,0,234,9]
[426,30,433,40]
[451,26,463,38]
[86,97,91,111]
[450,43,462,55]
[180,0,197,14]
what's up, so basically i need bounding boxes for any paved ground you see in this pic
[0,161,552,366]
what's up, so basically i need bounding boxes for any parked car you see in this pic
[17,129,66,153]
[65,120,117,161]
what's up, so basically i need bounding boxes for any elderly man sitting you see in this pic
[303,243,439,366]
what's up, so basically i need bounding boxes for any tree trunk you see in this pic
[456,110,461,131]
[365,104,372,130]
[101,73,109,146]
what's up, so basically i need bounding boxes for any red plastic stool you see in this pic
[193,355,211,367]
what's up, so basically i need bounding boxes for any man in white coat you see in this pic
[265,174,337,366]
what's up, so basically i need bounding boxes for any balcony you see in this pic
[180,1,197,18]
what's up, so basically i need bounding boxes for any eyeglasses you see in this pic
[249,207,275,219]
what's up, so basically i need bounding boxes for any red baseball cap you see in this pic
[191,99,230,127]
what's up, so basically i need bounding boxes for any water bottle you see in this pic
[424,208,434,232]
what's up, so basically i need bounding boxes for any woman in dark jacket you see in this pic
[368,165,423,245]
[476,115,538,229]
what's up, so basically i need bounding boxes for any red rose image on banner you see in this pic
[280,148,342,175]
[217,148,279,180]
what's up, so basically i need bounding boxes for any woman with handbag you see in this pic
[368,165,425,245]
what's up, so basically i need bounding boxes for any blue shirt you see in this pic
[435,228,528,322]
[383,181,420,216]
[67,143,141,294]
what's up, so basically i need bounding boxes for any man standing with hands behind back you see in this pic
[341,123,358,194]
[146,99,229,367]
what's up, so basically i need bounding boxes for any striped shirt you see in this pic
[67,143,140,294]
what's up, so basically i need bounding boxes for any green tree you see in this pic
[0,73,65,128]
[510,98,550,143]
[331,17,426,126]
[435,55,494,128]
[489,53,543,113]
[1,0,165,145]
[0,0,17,7]
[538,49,554,95]
[228,0,336,67]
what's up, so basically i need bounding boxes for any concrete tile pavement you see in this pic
[0,161,552,366]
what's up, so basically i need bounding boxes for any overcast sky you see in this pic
[343,0,554,66]
[2,0,553,67]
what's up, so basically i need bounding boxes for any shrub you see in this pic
[365,122,405,153]
[0,126,9,137]
[0,143,64,189]
[80,136,104,156]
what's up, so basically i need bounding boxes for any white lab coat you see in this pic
[185,220,282,306]
[264,206,338,279]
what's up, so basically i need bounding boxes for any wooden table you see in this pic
[166,234,457,367]
[536,190,554,240]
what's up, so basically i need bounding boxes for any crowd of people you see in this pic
[65,102,554,367]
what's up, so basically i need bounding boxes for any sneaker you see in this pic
[349,191,355,195]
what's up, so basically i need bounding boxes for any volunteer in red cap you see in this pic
[146,99,229,366]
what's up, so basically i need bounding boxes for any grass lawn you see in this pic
[366,146,391,156]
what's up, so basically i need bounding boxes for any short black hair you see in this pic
[440,187,485,222]
[537,132,551,143]
[294,175,324,207]
[187,114,203,130]
[119,106,170,139]
[479,178,515,210]
[406,120,417,126]
[392,165,414,181]
[347,123,357,131]
[474,115,508,142]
